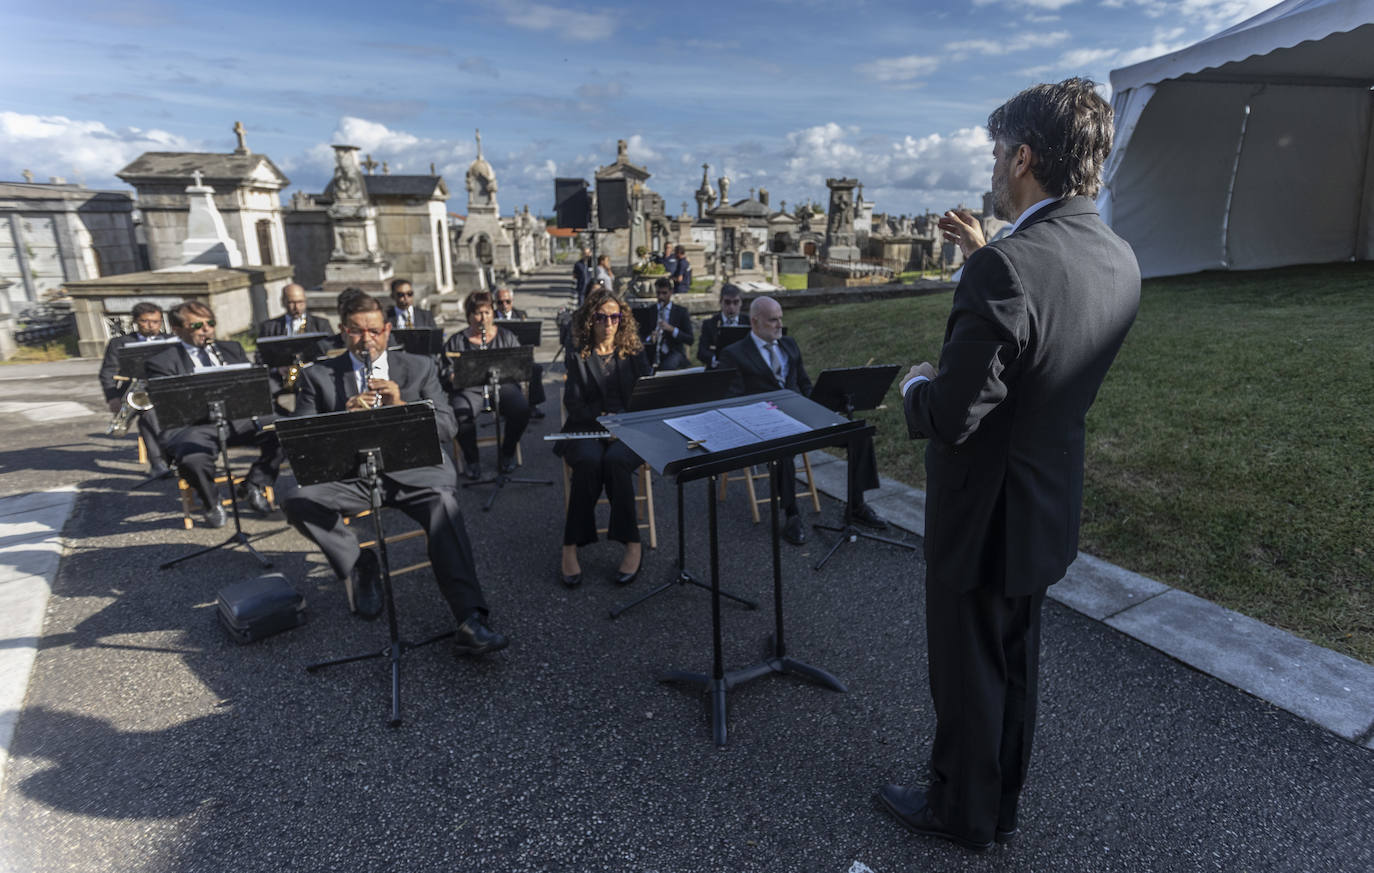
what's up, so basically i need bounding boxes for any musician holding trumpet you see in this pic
[556,286,650,588]
[282,293,509,657]
[99,301,171,478]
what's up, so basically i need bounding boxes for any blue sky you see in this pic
[2,0,1272,218]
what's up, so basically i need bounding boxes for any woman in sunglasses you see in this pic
[556,287,650,588]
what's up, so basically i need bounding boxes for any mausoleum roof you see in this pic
[116,152,289,187]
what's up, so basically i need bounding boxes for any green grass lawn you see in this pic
[787,262,1374,663]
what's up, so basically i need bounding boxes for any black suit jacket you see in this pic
[718,334,811,397]
[558,350,650,451]
[293,350,458,489]
[143,340,255,440]
[98,332,171,401]
[572,260,591,297]
[386,306,437,330]
[257,313,333,338]
[645,302,694,364]
[697,313,744,367]
[493,308,528,321]
[904,196,1140,596]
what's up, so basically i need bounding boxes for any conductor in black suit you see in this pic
[643,276,694,371]
[98,300,171,477]
[385,278,437,329]
[256,283,332,337]
[144,301,285,528]
[879,79,1140,850]
[282,293,509,657]
[696,283,744,368]
[717,296,887,546]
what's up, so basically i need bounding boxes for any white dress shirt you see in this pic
[348,349,390,395]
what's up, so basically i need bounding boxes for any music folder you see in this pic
[500,319,542,347]
[390,328,444,357]
[115,339,180,381]
[256,333,331,368]
[810,365,900,415]
[273,402,441,487]
[447,345,534,390]
[146,365,274,429]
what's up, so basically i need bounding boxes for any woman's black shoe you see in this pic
[559,568,582,588]
[614,557,642,586]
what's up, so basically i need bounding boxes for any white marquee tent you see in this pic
[1098,0,1374,278]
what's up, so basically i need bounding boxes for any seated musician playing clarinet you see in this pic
[556,287,651,589]
[282,293,509,657]
[444,290,531,480]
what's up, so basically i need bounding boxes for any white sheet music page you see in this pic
[719,400,810,441]
[663,409,757,451]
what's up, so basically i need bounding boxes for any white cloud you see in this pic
[1126,0,1273,30]
[498,1,616,41]
[304,116,474,182]
[974,0,1079,8]
[0,111,199,187]
[1059,47,1119,68]
[856,55,939,83]
[947,30,1070,56]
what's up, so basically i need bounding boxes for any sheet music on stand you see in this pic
[663,400,811,452]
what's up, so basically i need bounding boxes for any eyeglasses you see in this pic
[344,327,386,338]
[497,299,513,305]
[393,291,414,299]
[593,313,622,324]
[186,320,216,330]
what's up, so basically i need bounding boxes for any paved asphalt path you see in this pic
[1,270,1371,872]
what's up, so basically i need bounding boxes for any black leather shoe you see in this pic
[203,504,227,529]
[463,461,483,481]
[350,548,383,619]
[238,481,272,516]
[559,568,582,588]
[614,556,642,586]
[530,406,545,419]
[148,458,172,479]
[499,453,519,474]
[781,514,807,546]
[453,611,509,656]
[846,501,888,531]
[877,784,993,851]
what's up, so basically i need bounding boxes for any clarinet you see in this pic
[205,340,225,366]
[479,325,492,412]
[360,347,380,408]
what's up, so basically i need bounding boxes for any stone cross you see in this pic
[192,169,204,188]
[430,162,436,175]
[21,169,33,183]
[233,121,248,154]
[475,129,482,159]
[361,154,378,174]
[382,161,390,175]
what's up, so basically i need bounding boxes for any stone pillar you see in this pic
[824,177,860,261]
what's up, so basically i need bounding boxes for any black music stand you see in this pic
[449,345,552,510]
[390,328,444,357]
[114,340,180,488]
[501,319,542,347]
[808,365,918,570]
[277,402,451,727]
[256,333,331,369]
[609,367,754,619]
[602,389,865,745]
[148,365,275,570]
[715,325,752,353]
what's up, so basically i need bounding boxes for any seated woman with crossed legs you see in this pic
[556,287,650,588]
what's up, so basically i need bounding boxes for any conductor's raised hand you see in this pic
[937,209,986,257]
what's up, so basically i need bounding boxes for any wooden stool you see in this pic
[177,473,275,530]
[340,509,429,613]
[561,459,658,550]
[717,454,821,524]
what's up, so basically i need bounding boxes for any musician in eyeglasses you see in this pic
[282,293,509,657]
[144,301,285,528]
[556,287,650,589]
[443,290,531,480]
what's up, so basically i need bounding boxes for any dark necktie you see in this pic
[765,341,782,386]
[197,347,213,368]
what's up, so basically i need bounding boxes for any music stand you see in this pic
[715,325,752,352]
[807,365,918,570]
[277,402,451,727]
[602,389,866,745]
[389,328,444,357]
[115,340,180,488]
[609,367,753,620]
[147,365,275,570]
[501,319,542,347]
[256,333,332,369]
[449,345,552,510]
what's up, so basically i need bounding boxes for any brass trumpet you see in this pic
[106,380,153,437]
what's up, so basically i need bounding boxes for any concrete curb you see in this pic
[799,450,1374,748]
[0,487,77,791]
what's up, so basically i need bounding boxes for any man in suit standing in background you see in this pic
[571,246,593,305]
[880,78,1140,850]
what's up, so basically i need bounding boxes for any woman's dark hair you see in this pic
[986,77,1113,199]
[463,291,493,319]
[572,286,643,360]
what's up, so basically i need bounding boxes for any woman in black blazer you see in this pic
[557,287,650,588]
